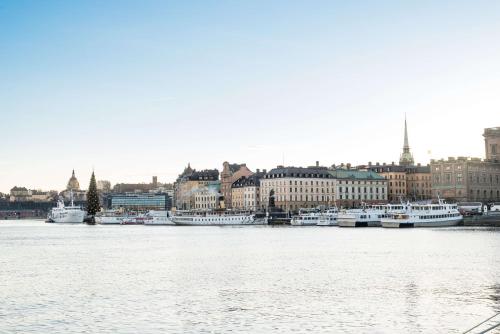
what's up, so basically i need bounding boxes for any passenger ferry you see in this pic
[144,210,174,225]
[171,210,267,226]
[381,200,462,228]
[291,208,321,226]
[337,204,397,227]
[95,210,128,224]
[46,196,85,224]
[317,208,339,226]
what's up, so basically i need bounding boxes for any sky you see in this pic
[0,0,499,192]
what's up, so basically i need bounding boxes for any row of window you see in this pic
[338,187,385,194]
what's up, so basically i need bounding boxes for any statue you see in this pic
[268,189,275,208]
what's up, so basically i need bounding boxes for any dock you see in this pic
[462,214,500,227]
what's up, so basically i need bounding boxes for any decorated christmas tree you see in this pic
[86,171,101,217]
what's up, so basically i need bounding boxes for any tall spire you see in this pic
[399,114,414,166]
[403,115,409,149]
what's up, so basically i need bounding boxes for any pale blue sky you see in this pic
[1,1,499,192]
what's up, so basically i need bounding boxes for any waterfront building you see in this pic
[97,180,111,192]
[406,165,432,201]
[220,162,253,208]
[360,163,432,202]
[112,176,165,193]
[260,163,335,212]
[30,190,56,202]
[431,126,500,202]
[106,192,172,211]
[484,127,500,161]
[174,164,219,210]
[431,157,500,202]
[9,187,56,202]
[231,171,265,211]
[193,184,220,210]
[329,167,388,206]
[361,163,407,202]
[9,186,32,201]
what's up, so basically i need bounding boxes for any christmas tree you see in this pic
[86,171,101,217]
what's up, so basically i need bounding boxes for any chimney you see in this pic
[368,161,372,166]
[263,169,267,174]
[316,161,319,167]
[391,161,395,166]
[347,163,351,169]
[256,169,260,173]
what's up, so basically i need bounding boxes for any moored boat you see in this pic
[144,210,174,225]
[171,210,267,226]
[120,212,147,225]
[291,208,321,226]
[46,195,85,224]
[317,208,339,226]
[381,199,462,228]
[95,209,128,224]
[337,204,392,227]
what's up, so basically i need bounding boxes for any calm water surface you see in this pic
[0,220,499,333]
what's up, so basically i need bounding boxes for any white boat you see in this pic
[171,210,267,226]
[46,196,85,224]
[489,202,500,214]
[317,208,339,226]
[291,209,321,226]
[95,210,128,224]
[120,213,147,225]
[144,210,174,225]
[337,204,394,227]
[381,199,463,228]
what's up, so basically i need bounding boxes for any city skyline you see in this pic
[1,1,499,192]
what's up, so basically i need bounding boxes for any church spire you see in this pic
[399,115,414,166]
[403,115,409,149]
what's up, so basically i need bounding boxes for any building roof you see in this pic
[10,186,28,191]
[264,166,331,179]
[329,169,385,180]
[366,164,408,173]
[231,172,265,188]
[407,165,431,173]
[188,169,219,181]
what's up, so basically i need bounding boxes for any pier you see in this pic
[462,214,500,227]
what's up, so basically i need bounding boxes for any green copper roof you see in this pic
[329,169,385,180]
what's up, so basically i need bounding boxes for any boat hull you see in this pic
[95,216,124,224]
[290,220,317,226]
[172,216,267,226]
[46,211,85,224]
[144,218,175,225]
[381,218,462,228]
[338,218,381,227]
[317,220,338,226]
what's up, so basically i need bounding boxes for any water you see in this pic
[1,220,499,333]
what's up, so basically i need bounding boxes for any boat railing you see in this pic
[461,312,500,334]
